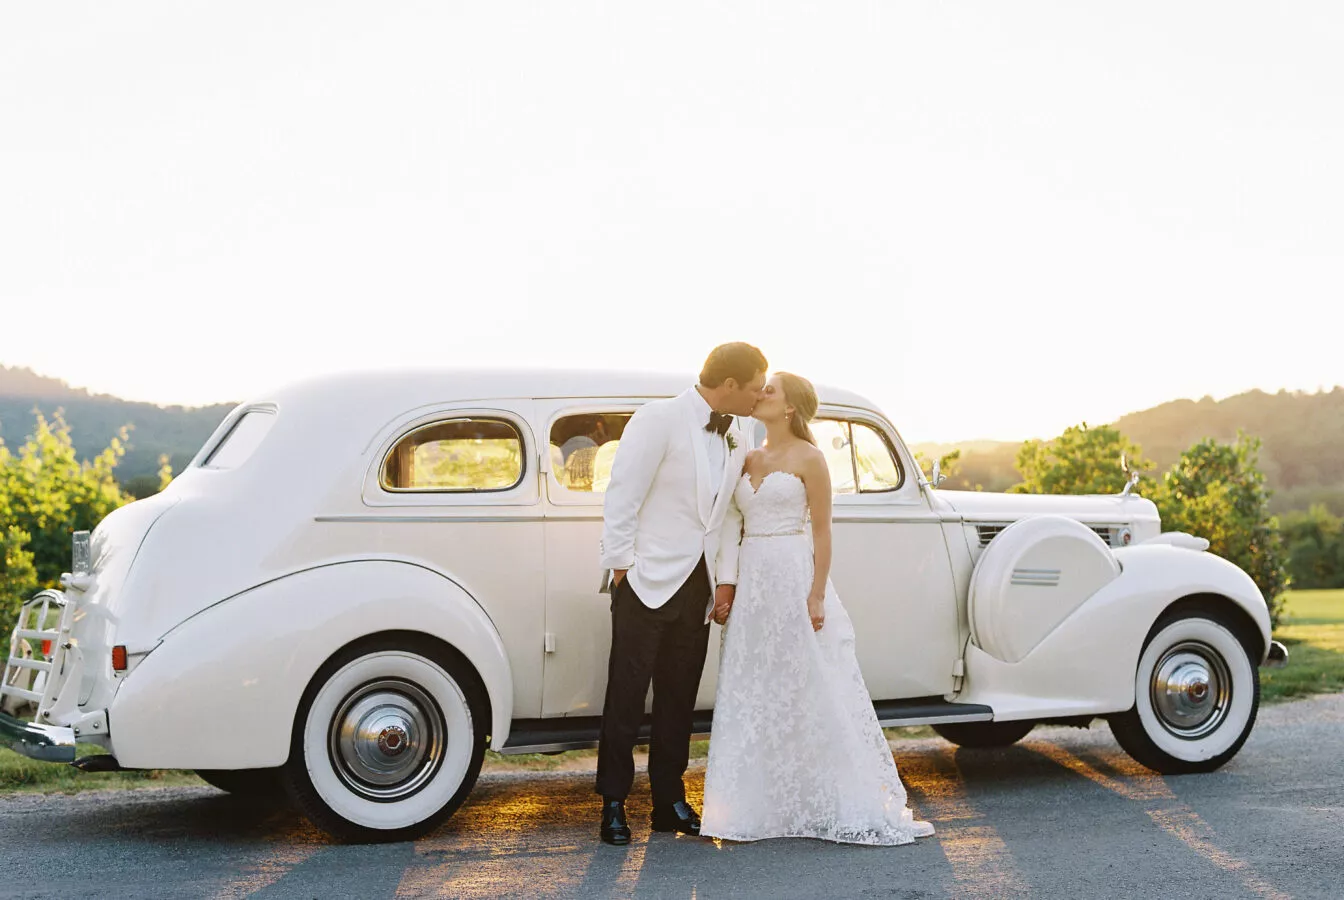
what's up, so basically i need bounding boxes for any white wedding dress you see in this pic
[700,471,934,845]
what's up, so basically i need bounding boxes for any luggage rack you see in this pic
[2,589,75,715]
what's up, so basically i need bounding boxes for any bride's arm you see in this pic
[712,491,742,624]
[801,448,833,631]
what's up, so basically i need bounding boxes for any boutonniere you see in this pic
[726,432,737,452]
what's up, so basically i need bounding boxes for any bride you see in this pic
[700,372,934,846]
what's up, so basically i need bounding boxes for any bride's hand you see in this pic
[807,591,825,631]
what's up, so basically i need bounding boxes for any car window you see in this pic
[549,413,632,492]
[382,418,524,491]
[812,418,903,495]
[852,422,902,491]
[201,409,276,470]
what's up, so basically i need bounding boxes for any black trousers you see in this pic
[595,557,712,806]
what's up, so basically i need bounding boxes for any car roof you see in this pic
[257,367,880,413]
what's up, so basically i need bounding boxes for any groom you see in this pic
[595,342,768,845]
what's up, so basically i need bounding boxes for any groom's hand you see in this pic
[611,569,627,588]
[711,584,736,624]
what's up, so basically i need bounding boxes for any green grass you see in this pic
[1262,589,1344,703]
[0,743,202,794]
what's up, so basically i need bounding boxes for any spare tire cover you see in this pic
[968,515,1121,664]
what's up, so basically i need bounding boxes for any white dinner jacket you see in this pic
[599,388,746,617]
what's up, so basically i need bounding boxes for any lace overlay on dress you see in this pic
[700,471,934,845]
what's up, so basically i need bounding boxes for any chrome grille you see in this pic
[975,522,1119,548]
[974,524,1009,545]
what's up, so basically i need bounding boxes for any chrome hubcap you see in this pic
[330,679,445,801]
[1150,641,1231,739]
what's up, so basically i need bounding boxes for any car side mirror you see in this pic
[918,457,947,490]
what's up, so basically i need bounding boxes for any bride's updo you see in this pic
[776,372,818,446]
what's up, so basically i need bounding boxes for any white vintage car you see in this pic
[2,370,1287,841]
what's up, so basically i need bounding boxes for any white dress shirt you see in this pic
[689,387,727,502]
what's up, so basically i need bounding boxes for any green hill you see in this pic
[918,387,1344,516]
[0,366,234,490]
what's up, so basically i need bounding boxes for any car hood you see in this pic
[934,489,1160,524]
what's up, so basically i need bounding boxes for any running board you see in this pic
[499,713,714,755]
[872,699,993,728]
[499,698,993,755]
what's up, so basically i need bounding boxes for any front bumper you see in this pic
[1262,640,1289,669]
[0,710,76,762]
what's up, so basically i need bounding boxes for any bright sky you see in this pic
[2,3,1340,443]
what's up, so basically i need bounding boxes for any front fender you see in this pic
[108,560,514,769]
[958,544,1272,720]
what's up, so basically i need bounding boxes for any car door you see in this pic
[807,409,960,700]
[359,401,547,718]
[535,398,728,718]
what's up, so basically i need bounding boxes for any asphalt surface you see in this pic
[2,694,1341,900]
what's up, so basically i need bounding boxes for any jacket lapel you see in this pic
[680,389,713,526]
[707,422,742,528]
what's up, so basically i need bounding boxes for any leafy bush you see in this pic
[1010,423,1150,496]
[1281,505,1344,590]
[0,411,135,636]
[1142,435,1289,626]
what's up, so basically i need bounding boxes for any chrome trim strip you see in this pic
[323,513,944,525]
[833,516,949,525]
[315,515,548,524]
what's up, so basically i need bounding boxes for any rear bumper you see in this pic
[1262,640,1289,669]
[0,710,76,762]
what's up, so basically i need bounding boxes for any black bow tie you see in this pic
[706,412,733,436]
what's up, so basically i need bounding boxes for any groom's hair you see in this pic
[700,342,768,389]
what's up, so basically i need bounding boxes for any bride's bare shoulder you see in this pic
[792,442,829,480]
[793,441,826,464]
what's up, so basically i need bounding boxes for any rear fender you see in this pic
[108,560,513,769]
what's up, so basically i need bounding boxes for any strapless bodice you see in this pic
[735,470,809,538]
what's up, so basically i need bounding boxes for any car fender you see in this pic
[108,559,514,769]
[957,543,1272,720]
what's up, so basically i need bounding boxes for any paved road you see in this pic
[3,694,1341,900]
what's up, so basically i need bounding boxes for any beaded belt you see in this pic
[744,530,806,538]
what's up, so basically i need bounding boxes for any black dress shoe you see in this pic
[651,800,701,835]
[601,800,631,845]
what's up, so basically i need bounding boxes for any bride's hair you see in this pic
[776,372,818,446]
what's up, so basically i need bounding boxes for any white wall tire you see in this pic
[1109,611,1259,774]
[282,635,487,842]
